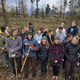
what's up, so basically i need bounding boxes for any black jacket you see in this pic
[65,43,80,63]
[38,43,49,61]
[18,31,27,41]
[42,31,54,44]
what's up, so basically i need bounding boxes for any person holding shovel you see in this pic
[6,29,22,79]
[22,31,39,79]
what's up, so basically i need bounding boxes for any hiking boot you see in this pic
[18,73,22,78]
[11,74,15,79]
[44,72,47,78]
[41,72,44,77]
[68,76,71,80]
[61,69,65,74]
[25,74,28,80]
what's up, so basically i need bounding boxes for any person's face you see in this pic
[67,36,73,41]
[23,27,26,32]
[13,31,18,37]
[72,21,76,27]
[61,23,64,27]
[54,39,60,44]
[50,31,53,35]
[76,35,79,40]
[38,30,41,34]
[26,27,29,31]
[6,27,9,31]
[12,27,15,29]
[72,38,78,44]
[42,39,46,44]
[59,29,62,33]
[28,34,32,40]
[29,25,32,27]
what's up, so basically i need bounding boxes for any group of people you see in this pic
[0,21,80,80]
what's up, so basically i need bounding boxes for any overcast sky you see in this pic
[6,0,70,14]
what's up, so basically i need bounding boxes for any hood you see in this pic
[27,31,33,40]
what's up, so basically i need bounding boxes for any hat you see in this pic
[29,22,32,25]
[1,26,6,32]
[42,36,47,40]
[54,35,60,40]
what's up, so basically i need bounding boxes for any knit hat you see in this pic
[29,22,32,25]
[1,26,6,32]
[54,35,60,40]
[42,36,47,40]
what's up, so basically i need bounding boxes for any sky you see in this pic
[6,0,70,14]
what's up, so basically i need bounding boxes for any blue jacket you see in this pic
[34,33,42,41]
[67,25,78,37]
[22,38,39,57]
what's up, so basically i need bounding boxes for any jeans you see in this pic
[9,57,22,74]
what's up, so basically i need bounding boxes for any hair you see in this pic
[73,20,77,24]
[49,30,53,33]
[60,22,64,25]
[40,39,49,49]
[72,36,78,44]
[59,27,63,30]
[65,34,72,39]
[10,29,17,36]
[53,41,61,46]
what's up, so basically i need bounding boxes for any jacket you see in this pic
[38,43,49,61]
[65,43,80,63]
[6,36,22,58]
[67,25,78,37]
[29,26,35,35]
[49,43,65,66]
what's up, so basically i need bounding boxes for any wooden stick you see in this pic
[14,57,18,80]
[0,47,8,52]
[46,30,53,44]
[21,49,30,72]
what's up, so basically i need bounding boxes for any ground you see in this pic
[0,17,80,80]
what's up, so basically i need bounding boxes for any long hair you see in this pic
[40,39,49,49]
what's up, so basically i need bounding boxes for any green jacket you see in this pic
[29,26,35,35]
[0,35,6,54]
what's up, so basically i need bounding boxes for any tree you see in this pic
[30,0,35,16]
[46,4,50,17]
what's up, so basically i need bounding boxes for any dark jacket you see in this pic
[29,26,35,35]
[38,43,49,61]
[65,43,80,63]
[42,31,54,44]
[67,25,78,37]
[18,31,27,41]
[49,43,65,66]
[62,39,71,50]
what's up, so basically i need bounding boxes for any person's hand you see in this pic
[62,59,64,61]
[25,43,28,45]
[29,46,33,50]
[77,62,80,66]
[45,28,48,31]
[2,48,4,50]
[25,53,29,57]
[10,49,15,53]
[55,60,58,63]
[11,54,16,57]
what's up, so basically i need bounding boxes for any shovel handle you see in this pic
[21,49,30,72]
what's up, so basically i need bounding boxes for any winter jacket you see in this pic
[18,31,27,41]
[56,33,66,42]
[49,43,65,66]
[29,26,35,35]
[42,31,54,44]
[38,43,49,61]
[65,43,80,63]
[6,36,22,58]
[67,25,78,37]
[0,35,6,54]
[22,38,39,57]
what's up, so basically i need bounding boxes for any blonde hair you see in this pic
[40,40,49,49]
[72,36,78,44]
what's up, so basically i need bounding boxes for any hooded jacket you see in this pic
[22,31,39,57]
[67,25,78,37]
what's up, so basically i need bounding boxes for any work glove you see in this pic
[10,49,15,53]
[29,46,33,50]
[11,52,18,57]
[25,53,29,57]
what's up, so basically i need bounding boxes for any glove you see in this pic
[25,53,29,57]
[11,54,16,57]
[29,46,33,50]
[10,49,15,53]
